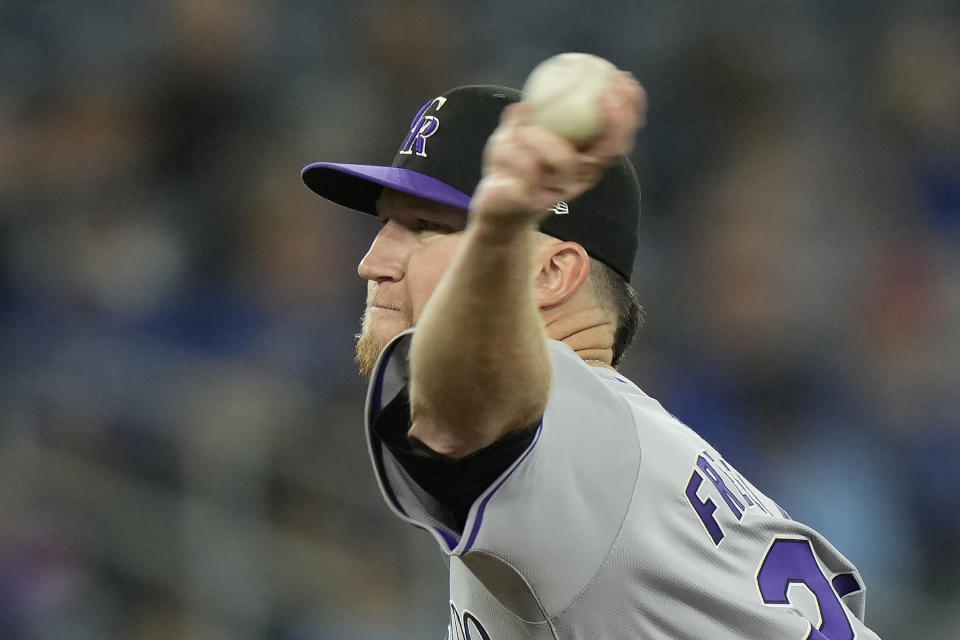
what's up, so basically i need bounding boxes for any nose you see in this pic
[358,220,407,282]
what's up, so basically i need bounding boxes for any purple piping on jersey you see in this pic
[462,422,543,554]
[301,163,472,211]
[368,338,408,517]
[435,527,459,551]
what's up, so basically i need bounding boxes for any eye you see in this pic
[413,219,450,233]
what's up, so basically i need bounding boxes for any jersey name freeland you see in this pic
[685,449,774,546]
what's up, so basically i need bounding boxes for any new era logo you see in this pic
[549,201,569,215]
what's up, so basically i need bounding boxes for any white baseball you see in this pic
[522,52,620,146]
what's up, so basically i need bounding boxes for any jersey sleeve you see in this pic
[365,328,642,616]
[371,385,539,532]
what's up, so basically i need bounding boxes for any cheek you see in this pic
[406,237,461,321]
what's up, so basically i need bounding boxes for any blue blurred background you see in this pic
[1,1,958,638]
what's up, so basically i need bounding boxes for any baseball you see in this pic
[522,52,620,146]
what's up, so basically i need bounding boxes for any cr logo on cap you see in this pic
[400,96,448,157]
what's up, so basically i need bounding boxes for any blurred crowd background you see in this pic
[1,0,958,638]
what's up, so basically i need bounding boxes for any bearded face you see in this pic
[354,282,416,377]
[355,189,467,377]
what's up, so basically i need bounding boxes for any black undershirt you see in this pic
[373,388,539,532]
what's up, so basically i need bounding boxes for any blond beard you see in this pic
[355,304,414,378]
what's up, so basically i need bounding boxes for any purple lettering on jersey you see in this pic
[757,538,855,640]
[697,455,745,519]
[831,573,862,598]
[703,451,763,513]
[777,505,792,520]
[717,457,773,516]
[685,470,725,545]
[718,459,755,506]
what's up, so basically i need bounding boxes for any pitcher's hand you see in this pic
[470,72,646,232]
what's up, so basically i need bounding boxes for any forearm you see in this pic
[405,78,644,457]
[408,219,551,458]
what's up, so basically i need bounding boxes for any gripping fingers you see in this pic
[482,115,583,212]
[585,73,646,162]
[474,77,645,226]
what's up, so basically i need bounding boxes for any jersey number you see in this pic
[756,538,858,640]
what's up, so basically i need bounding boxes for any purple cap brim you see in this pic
[301,162,472,216]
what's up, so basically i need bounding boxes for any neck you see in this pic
[542,308,617,369]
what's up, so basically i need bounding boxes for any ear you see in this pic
[533,241,591,309]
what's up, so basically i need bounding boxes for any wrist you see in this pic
[467,215,539,246]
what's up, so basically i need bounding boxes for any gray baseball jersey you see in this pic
[366,329,882,639]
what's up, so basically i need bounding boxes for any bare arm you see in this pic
[408,75,646,458]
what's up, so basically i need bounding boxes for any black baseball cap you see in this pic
[302,85,641,281]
